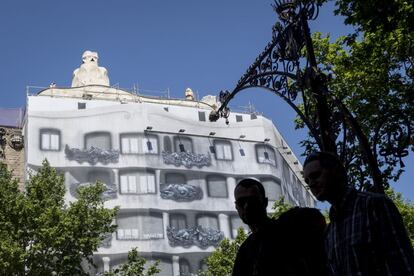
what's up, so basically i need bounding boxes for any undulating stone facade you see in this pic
[0,126,24,189]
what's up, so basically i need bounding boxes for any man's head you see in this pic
[303,152,347,203]
[234,178,268,228]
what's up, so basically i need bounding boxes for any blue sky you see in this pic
[1,0,413,202]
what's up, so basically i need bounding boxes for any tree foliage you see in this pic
[0,160,118,275]
[103,248,160,276]
[296,0,414,189]
[270,196,293,220]
[386,188,414,246]
[199,228,247,276]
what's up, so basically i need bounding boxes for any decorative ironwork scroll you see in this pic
[208,0,396,191]
[167,225,224,249]
[162,151,211,168]
[160,184,203,202]
[65,145,119,165]
[374,113,411,167]
[210,1,323,149]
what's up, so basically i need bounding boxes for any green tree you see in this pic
[199,228,247,276]
[0,162,26,273]
[104,248,160,276]
[200,198,292,275]
[270,196,293,219]
[386,189,414,246]
[0,160,118,275]
[292,0,414,190]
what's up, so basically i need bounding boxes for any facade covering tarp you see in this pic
[0,108,24,128]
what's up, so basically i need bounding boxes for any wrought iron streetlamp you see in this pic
[209,0,386,192]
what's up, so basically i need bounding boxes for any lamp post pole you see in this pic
[299,11,337,154]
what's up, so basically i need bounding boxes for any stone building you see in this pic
[23,51,315,275]
[0,108,25,189]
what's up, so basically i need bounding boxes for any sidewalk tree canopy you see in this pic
[297,0,413,190]
[0,161,118,275]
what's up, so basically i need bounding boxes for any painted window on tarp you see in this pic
[85,132,111,150]
[40,129,60,151]
[260,177,282,201]
[214,140,233,160]
[163,136,172,152]
[119,170,156,194]
[180,259,191,275]
[169,213,187,229]
[120,133,158,154]
[88,170,111,185]
[165,173,186,184]
[142,135,158,154]
[207,175,228,198]
[116,212,163,240]
[197,215,219,230]
[120,134,140,154]
[174,136,193,153]
[255,144,277,166]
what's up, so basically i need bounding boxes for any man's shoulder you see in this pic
[263,218,283,234]
[351,190,398,213]
[355,190,391,203]
[239,231,256,248]
[241,219,280,244]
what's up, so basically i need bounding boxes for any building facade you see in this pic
[0,108,25,189]
[24,52,315,275]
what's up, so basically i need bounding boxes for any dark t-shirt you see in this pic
[233,219,284,276]
[233,208,327,276]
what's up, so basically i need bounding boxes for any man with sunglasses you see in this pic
[303,151,414,275]
[232,178,283,276]
[232,178,327,275]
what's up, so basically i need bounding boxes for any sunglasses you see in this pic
[235,196,263,207]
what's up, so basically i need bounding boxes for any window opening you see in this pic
[207,175,228,198]
[40,129,60,151]
[214,140,233,160]
[142,134,158,154]
[120,134,139,154]
[163,136,172,152]
[237,140,245,156]
[174,136,192,153]
[198,111,206,121]
[208,137,215,154]
[177,135,185,152]
[85,132,111,150]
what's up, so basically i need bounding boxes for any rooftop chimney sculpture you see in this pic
[71,50,110,87]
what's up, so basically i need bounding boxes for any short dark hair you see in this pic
[304,151,347,180]
[235,178,266,198]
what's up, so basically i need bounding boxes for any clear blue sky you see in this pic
[1,0,413,202]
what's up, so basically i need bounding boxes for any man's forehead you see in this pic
[304,160,323,174]
[303,160,322,170]
[234,184,262,198]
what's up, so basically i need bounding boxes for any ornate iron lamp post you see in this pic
[209,0,385,192]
